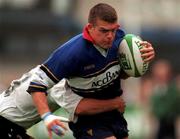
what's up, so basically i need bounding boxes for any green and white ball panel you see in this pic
[119,34,149,77]
[119,39,136,76]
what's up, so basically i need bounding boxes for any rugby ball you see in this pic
[118,34,149,77]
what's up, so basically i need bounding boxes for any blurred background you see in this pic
[0,0,180,139]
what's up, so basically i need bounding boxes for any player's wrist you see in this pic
[41,112,57,126]
[41,112,52,120]
[41,112,66,136]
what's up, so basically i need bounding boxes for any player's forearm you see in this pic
[75,97,125,115]
[31,92,50,116]
[31,92,68,137]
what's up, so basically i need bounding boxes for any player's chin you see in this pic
[103,43,112,49]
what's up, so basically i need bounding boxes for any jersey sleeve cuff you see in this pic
[27,82,48,95]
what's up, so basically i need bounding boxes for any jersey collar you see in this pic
[83,25,95,43]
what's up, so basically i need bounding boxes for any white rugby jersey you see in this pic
[27,27,125,100]
[0,66,82,128]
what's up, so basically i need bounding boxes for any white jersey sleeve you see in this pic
[0,66,83,129]
[48,80,83,122]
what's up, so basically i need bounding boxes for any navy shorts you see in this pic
[0,116,32,139]
[69,110,129,139]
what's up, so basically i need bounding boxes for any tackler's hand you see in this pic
[114,96,126,113]
[41,112,70,139]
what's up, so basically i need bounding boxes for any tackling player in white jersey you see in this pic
[0,66,81,138]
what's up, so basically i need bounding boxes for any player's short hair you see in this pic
[88,3,118,25]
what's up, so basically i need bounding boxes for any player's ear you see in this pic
[87,23,94,33]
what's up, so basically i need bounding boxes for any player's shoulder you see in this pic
[62,33,91,56]
[116,29,125,38]
[113,29,126,48]
[60,34,84,49]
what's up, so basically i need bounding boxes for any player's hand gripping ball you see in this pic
[118,34,149,77]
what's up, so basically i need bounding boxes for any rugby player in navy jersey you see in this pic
[28,3,155,139]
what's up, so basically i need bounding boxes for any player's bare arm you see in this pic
[31,92,50,115]
[75,96,126,115]
[31,92,67,139]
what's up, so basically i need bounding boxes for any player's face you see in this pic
[88,19,119,49]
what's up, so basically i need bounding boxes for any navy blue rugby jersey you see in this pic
[28,27,125,99]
